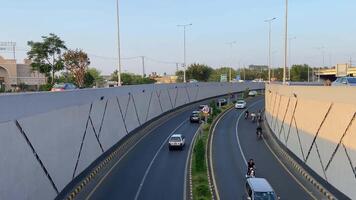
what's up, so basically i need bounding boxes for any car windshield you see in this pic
[237,101,245,104]
[254,192,276,200]
[192,111,200,114]
[192,114,199,117]
[53,84,65,89]
[170,137,181,142]
[347,78,356,83]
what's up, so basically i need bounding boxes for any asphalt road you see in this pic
[82,100,206,200]
[212,97,323,200]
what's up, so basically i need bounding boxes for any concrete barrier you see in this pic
[0,82,263,199]
[265,84,356,199]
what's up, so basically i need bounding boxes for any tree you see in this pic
[86,68,105,87]
[175,70,184,82]
[84,72,95,88]
[290,64,310,82]
[110,71,156,85]
[27,33,67,84]
[209,67,238,82]
[185,63,213,82]
[63,49,90,88]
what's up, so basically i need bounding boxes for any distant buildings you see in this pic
[0,56,46,91]
[248,65,268,71]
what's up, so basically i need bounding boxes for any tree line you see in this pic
[176,63,316,82]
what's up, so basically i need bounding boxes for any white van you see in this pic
[245,178,279,200]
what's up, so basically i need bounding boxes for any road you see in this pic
[81,100,207,200]
[212,97,323,200]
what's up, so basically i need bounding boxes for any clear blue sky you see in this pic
[1,0,356,75]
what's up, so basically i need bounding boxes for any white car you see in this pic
[235,100,247,109]
[168,134,185,150]
[248,91,258,96]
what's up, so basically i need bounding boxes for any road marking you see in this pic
[134,119,188,200]
[85,110,189,200]
[235,100,317,200]
[184,126,201,200]
[235,100,263,166]
[262,135,318,200]
[210,107,233,200]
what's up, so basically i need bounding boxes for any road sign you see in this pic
[220,74,227,82]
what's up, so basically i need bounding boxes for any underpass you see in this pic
[211,97,325,200]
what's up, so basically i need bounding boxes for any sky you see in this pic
[1,0,356,75]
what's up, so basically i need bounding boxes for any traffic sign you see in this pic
[202,105,210,114]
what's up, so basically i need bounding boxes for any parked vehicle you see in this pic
[332,77,356,86]
[235,100,247,109]
[168,134,185,150]
[245,178,279,200]
[51,83,77,92]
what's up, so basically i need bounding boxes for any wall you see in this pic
[0,82,263,199]
[265,84,356,199]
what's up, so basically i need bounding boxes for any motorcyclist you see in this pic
[244,110,249,119]
[257,110,262,121]
[247,159,256,176]
[256,125,262,138]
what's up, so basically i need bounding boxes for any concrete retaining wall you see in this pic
[0,82,263,199]
[265,84,356,199]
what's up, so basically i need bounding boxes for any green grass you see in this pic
[191,102,233,200]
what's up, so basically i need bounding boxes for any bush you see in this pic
[196,184,210,197]
[194,138,206,172]
[243,88,250,98]
[39,84,53,91]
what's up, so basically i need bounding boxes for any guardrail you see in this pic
[0,82,264,200]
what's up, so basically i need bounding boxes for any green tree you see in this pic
[185,63,213,82]
[290,64,310,82]
[63,49,90,88]
[209,67,237,82]
[27,33,67,84]
[110,71,156,85]
[175,70,184,82]
[84,72,95,88]
[86,68,105,87]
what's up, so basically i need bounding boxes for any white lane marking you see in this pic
[183,126,201,200]
[210,107,233,200]
[134,119,188,200]
[235,100,263,166]
[235,100,317,200]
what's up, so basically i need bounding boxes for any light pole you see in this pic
[177,23,192,83]
[283,0,288,84]
[288,36,296,80]
[226,41,237,82]
[265,17,277,82]
[116,0,122,86]
[316,46,325,82]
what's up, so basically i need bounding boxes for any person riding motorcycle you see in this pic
[247,159,256,176]
[244,110,249,119]
[256,125,262,138]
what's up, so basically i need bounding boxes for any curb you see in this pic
[262,118,338,200]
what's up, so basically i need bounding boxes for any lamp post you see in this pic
[177,23,193,83]
[288,36,296,80]
[316,46,325,82]
[226,41,237,82]
[283,0,288,84]
[116,0,122,86]
[265,17,277,82]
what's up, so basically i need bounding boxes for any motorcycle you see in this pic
[251,113,256,123]
[256,128,262,140]
[246,167,256,178]
[244,112,249,119]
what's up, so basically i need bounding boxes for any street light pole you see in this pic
[288,36,296,81]
[283,0,288,84]
[227,41,237,82]
[116,0,122,86]
[177,23,192,83]
[265,17,277,82]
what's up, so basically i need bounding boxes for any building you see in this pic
[0,56,46,91]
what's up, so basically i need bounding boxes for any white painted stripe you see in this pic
[134,119,188,200]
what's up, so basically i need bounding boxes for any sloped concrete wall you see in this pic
[0,82,263,199]
[265,84,356,199]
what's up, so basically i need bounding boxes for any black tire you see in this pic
[169,146,172,151]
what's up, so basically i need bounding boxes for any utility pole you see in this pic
[141,56,145,78]
[226,41,237,82]
[265,17,276,82]
[177,23,192,83]
[283,0,288,84]
[116,0,122,86]
[288,36,296,81]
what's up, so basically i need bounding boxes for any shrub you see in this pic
[39,84,53,91]
[194,138,206,172]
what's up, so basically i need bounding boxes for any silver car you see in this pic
[245,178,279,200]
[332,77,356,86]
